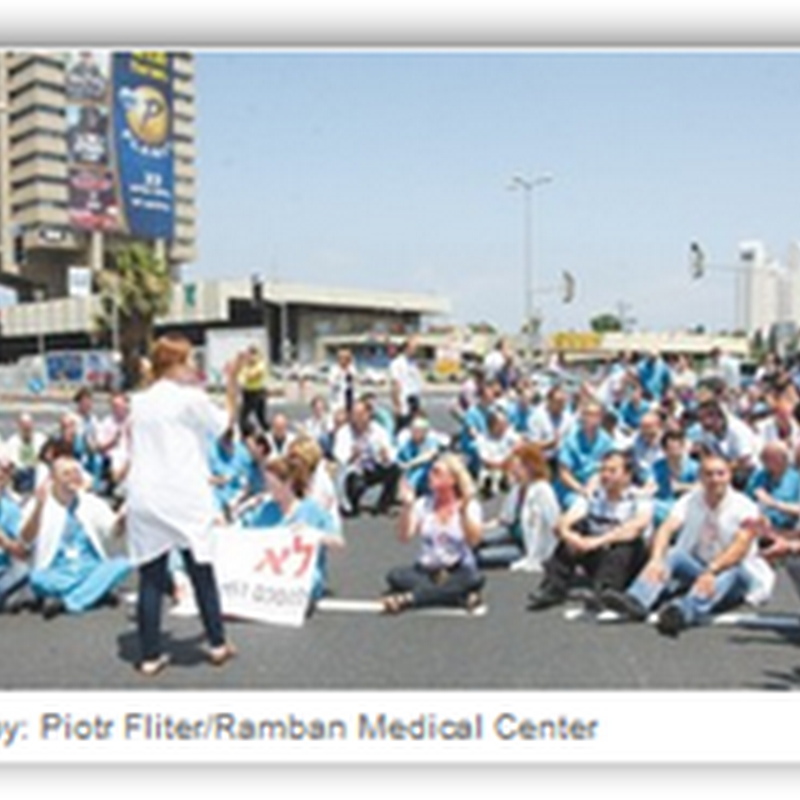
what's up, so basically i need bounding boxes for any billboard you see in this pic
[63,50,175,241]
[111,52,175,240]
[64,50,120,232]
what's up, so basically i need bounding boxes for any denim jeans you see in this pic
[137,549,226,662]
[475,527,523,569]
[626,549,749,625]
[0,560,29,608]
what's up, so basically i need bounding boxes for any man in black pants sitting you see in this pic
[527,451,652,612]
[333,400,401,517]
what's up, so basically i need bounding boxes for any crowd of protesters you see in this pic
[4,332,800,675]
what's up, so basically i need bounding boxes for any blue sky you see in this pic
[190,49,800,335]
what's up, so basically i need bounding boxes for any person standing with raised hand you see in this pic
[125,335,241,676]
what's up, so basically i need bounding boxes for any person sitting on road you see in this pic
[746,441,800,537]
[454,379,501,480]
[301,394,335,459]
[554,398,616,510]
[617,376,654,436]
[240,453,343,602]
[228,430,271,520]
[526,450,652,612]
[599,454,775,638]
[527,384,574,466]
[687,398,758,489]
[476,441,560,572]
[381,453,485,614]
[21,455,129,620]
[288,436,343,537]
[265,412,296,459]
[333,399,401,517]
[647,428,700,527]
[208,428,250,519]
[0,455,29,612]
[474,404,519,498]
[5,413,46,498]
[630,411,665,488]
[396,414,444,498]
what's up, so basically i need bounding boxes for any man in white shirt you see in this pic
[94,391,130,497]
[528,385,574,463]
[389,337,423,432]
[527,451,652,611]
[333,400,401,517]
[328,348,357,417]
[600,454,774,637]
[688,398,758,488]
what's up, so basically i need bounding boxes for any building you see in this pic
[739,240,800,338]
[0,276,451,367]
[0,50,196,300]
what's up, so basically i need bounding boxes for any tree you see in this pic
[94,241,173,389]
[589,312,623,333]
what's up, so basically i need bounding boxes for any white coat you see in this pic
[26,490,116,571]
[125,379,229,566]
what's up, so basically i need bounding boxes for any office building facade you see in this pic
[0,50,196,300]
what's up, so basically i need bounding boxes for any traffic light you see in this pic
[562,270,576,303]
[251,273,263,307]
[689,241,705,279]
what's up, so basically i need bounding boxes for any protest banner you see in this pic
[211,524,321,628]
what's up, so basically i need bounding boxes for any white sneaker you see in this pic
[510,557,543,573]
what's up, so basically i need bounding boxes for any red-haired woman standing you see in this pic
[125,335,240,676]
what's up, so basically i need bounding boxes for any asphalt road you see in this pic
[1,390,800,690]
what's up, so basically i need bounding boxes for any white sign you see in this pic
[67,266,93,298]
[211,524,321,628]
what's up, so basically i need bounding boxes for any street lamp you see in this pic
[688,241,749,332]
[509,172,553,363]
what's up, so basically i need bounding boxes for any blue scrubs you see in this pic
[209,438,250,510]
[29,501,130,613]
[397,435,440,496]
[555,426,614,509]
[460,404,491,478]
[651,455,700,526]
[747,466,800,531]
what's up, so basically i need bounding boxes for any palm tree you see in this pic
[94,241,173,389]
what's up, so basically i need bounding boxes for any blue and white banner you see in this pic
[112,52,175,240]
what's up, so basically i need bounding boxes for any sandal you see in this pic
[136,654,170,677]
[208,642,238,667]
[381,592,414,615]
[464,591,484,613]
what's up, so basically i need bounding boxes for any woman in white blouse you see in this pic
[126,335,240,676]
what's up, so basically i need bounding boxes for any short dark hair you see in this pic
[73,386,92,404]
[602,449,635,475]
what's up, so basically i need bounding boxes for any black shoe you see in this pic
[526,588,564,611]
[42,598,66,621]
[656,604,686,638]
[101,591,121,609]
[571,587,603,613]
[2,596,26,615]
[600,588,648,622]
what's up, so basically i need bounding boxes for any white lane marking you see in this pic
[316,598,487,617]
[564,604,800,631]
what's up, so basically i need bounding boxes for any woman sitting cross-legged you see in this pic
[381,453,485,614]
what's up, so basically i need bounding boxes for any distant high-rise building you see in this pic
[0,50,196,300]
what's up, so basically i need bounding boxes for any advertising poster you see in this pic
[111,52,175,240]
[64,50,120,231]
